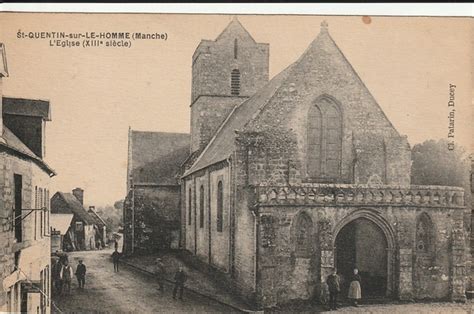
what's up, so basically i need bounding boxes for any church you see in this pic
[178,19,468,308]
[124,19,468,308]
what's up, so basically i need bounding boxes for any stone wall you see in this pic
[0,152,51,312]
[252,183,466,308]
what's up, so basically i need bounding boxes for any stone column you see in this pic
[318,218,334,290]
[398,248,414,300]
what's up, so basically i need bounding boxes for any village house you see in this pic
[51,188,97,251]
[87,206,108,247]
[178,20,469,309]
[123,129,189,255]
[0,43,56,313]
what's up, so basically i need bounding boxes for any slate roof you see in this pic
[50,214,74,234]
[3,97,51,121]
[1,125,55,175]
[130,130,190,185]
[183,63,295,176]
[54,192,95,225]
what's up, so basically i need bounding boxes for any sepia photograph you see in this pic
[0,7,472,313]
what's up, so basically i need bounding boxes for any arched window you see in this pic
[294,212,313,257]
[188,188,192,226]
[307,96,342,181]
[199,185,204,228]
[234,38,238,59]
[217,181,223,232]
[231,69,240,96]
[416,213,435,253]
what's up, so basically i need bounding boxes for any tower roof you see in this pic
[215,17,257,43]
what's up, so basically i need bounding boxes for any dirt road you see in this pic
[52,248,238,313]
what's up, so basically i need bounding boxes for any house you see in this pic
[50,213,73,253]
[179,19,468,308]
[0,43,56,313]
[87,206,107,248]
[123,130,189,254]
[51,188,96,251]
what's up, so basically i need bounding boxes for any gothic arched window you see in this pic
[416,212,435,253]
[231,69,240,96]
[188,188,192,226]
[294,212,313,257]
[199,185,204,228]
[217,181,224,232]
[307,96,342,181]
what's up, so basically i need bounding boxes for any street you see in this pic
[52,248,238,313]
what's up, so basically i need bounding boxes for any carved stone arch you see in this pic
[333,208,396,297]
[306,94,344,182]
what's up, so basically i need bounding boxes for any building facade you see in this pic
[0,43,55,313]
[51,189,96,251]
[180,20,468,308]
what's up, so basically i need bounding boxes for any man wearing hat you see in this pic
[75,259,87,290]
[154,258,165,292]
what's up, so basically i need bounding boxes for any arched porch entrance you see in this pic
[333,210,395,299]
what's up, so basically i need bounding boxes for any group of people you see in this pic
[52,253,87,296]
[326,267,362,311]
[154,258,188,300]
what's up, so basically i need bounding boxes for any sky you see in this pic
[0,14,471,206]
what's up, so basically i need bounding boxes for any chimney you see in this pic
[72,187,84,205]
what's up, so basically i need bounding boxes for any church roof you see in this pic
[129,130,190,185]
[184,21,397,177]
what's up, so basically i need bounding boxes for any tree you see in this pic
[411,139,469,188]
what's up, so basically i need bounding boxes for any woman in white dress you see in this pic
[348,268,362,306]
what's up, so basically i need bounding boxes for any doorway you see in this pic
[335,218,388,298]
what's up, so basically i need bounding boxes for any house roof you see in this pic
[1,125,55,175]
[0,43,8,77]
[54,192,95,225]
[129,130,190,185]
[87,208,107,228]
[3,97,51,121]
[50,214,73,234]
[183,62,295,176]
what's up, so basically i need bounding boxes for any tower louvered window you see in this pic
[231,69,240,96]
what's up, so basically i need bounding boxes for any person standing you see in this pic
[112,249,121,272]
[154,258,165,293]
[326,268,340,311]
[172,267,187,300]
[75,259,87,289]
[348,268,362,307]
[60,261,74,295]
[51,258,62,295]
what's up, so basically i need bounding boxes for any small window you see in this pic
[199,185,204,228]
[234,38,238,59]
[217,181,224,232]
[76,221,83,231]
[231,69,240,96]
